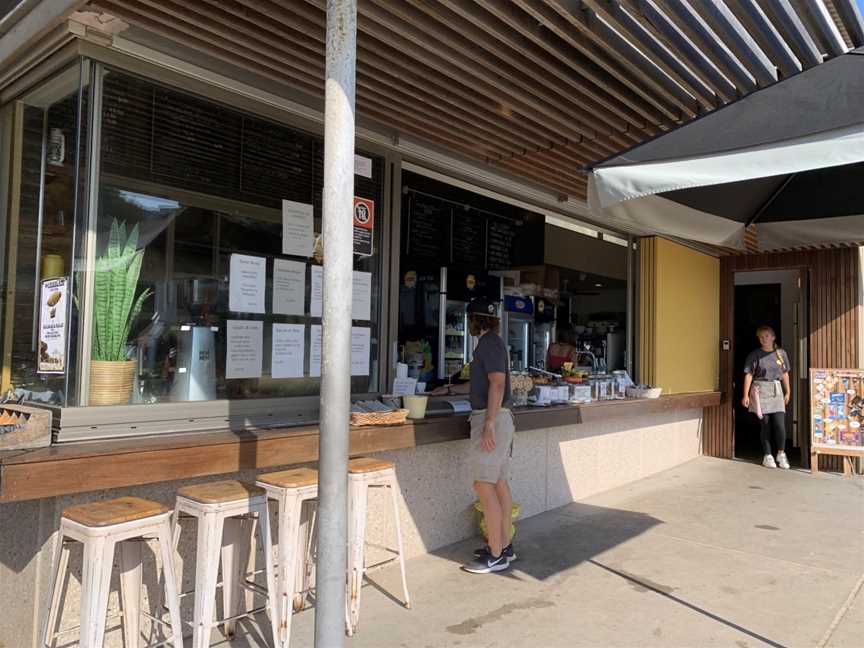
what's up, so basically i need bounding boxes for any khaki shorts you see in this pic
[469,409,515,484]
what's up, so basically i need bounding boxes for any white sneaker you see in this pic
[776,452,790,470]
[763,454,777,468]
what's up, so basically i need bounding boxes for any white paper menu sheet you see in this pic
[272,259,306,316]
[351,327,371,376]
[352,271,372,321]
[271,323,305,379]
[309,325,370,377]
[310,265,323,318]
[226,320,263,379]
[310,266,372,321]
[228,254,266,314]
[310,324,323,377]
[282,200,314,257]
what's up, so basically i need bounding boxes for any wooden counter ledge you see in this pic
[0,392,719,502]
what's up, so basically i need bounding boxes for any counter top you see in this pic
[0,392,719,502]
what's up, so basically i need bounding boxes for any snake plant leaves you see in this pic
[91,219,152,362]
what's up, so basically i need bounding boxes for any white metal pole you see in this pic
[315,1,356,647]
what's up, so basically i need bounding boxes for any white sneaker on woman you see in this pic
[776,452,790,470]
[763,454,777,468]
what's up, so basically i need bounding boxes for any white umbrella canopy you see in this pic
[589,48,864,251]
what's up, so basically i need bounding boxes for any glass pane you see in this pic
[0,64,86,406]
[90,69,383,405]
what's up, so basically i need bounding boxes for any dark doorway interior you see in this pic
[733,283,784,462]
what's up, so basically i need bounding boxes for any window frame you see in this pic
[2,54,395,442]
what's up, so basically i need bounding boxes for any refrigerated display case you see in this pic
[504,295,534,372]
[437,267,502,379]
[533,296,556,371]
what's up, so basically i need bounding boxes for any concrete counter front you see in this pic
[0,393,716,648]
[0,392,718,502]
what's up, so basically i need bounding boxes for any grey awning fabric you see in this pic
[589,48,864,250]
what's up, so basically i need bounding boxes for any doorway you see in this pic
[733,270,806,466]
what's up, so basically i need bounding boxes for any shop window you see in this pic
[0,64,88,406]
[82,69,383,406]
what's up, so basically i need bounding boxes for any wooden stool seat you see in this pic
[348,457,394,474]
[62,496,169,527]
[257,468,319,489]
[177,480,264,504]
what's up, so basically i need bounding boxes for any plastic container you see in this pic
[403,394,429,419]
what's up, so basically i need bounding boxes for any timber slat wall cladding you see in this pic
[703,248,862,471]
[81,0,864,206]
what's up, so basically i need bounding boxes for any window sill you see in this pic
[0,392,719,502]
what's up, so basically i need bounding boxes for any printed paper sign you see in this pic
[228,254,266,313]
[310,265,323,318]
[271,324,305,379]
[310,324,323,377]
[353,197,374,257]
[354,154,373,178]
[351,327,371,376]
[38,277,68,374]
[392,377,418,396]
[273,259,306,316]
[282,200,314,257]
[352,271,372,321]
[226,320,263,379]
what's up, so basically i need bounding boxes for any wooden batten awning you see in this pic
[4,1,864,214]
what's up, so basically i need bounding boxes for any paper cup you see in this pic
[403,395,429,419]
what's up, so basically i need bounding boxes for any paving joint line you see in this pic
[816,571,864,648]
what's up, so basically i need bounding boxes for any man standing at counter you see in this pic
[433,297,515,573]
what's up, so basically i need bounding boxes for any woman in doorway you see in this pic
[431,297,515,573]
[742,325,792,469]
[547,328,578,372]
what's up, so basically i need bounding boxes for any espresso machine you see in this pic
[171,279,218,402]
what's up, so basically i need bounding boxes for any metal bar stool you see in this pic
[43,496,182,648]
[346,457,411,636]
[255,467,319,648]
[172,480,278,648]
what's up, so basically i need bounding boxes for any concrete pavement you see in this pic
[216,457,863,648]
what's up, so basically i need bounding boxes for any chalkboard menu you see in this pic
[152,87,242,191]
[452,208,486,267]
[241,118,314,201]
[404,187,543,270]
[408,194,449,262]
[487,215,518,270]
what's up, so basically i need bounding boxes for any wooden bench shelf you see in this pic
[0,392,719,502]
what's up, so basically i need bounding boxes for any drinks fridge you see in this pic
[437,267,502,380]
[503,295,534,372]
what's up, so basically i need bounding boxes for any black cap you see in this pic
[467,297,498,317]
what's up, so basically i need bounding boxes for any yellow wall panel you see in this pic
[640,237,719,394]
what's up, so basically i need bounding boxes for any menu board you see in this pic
[405,189,540,270]
[810,368,864,450]
[407,194,449,262]
[451,208,485,267]
[487,215,518,270]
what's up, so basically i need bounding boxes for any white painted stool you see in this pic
[172,480,278,648]
[256,467,319,648]
[43,496,183,648]
[346,457,411,636]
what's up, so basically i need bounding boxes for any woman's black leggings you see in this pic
[760,412,786,455]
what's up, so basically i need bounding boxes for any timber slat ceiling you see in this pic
[84,0,864,204]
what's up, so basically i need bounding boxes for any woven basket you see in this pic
[89,359,137,406]
[350,409,409,427]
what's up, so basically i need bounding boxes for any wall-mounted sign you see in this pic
[38,277,68,374]
[353,197,374,257]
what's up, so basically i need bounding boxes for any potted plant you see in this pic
[88,219,152,406]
